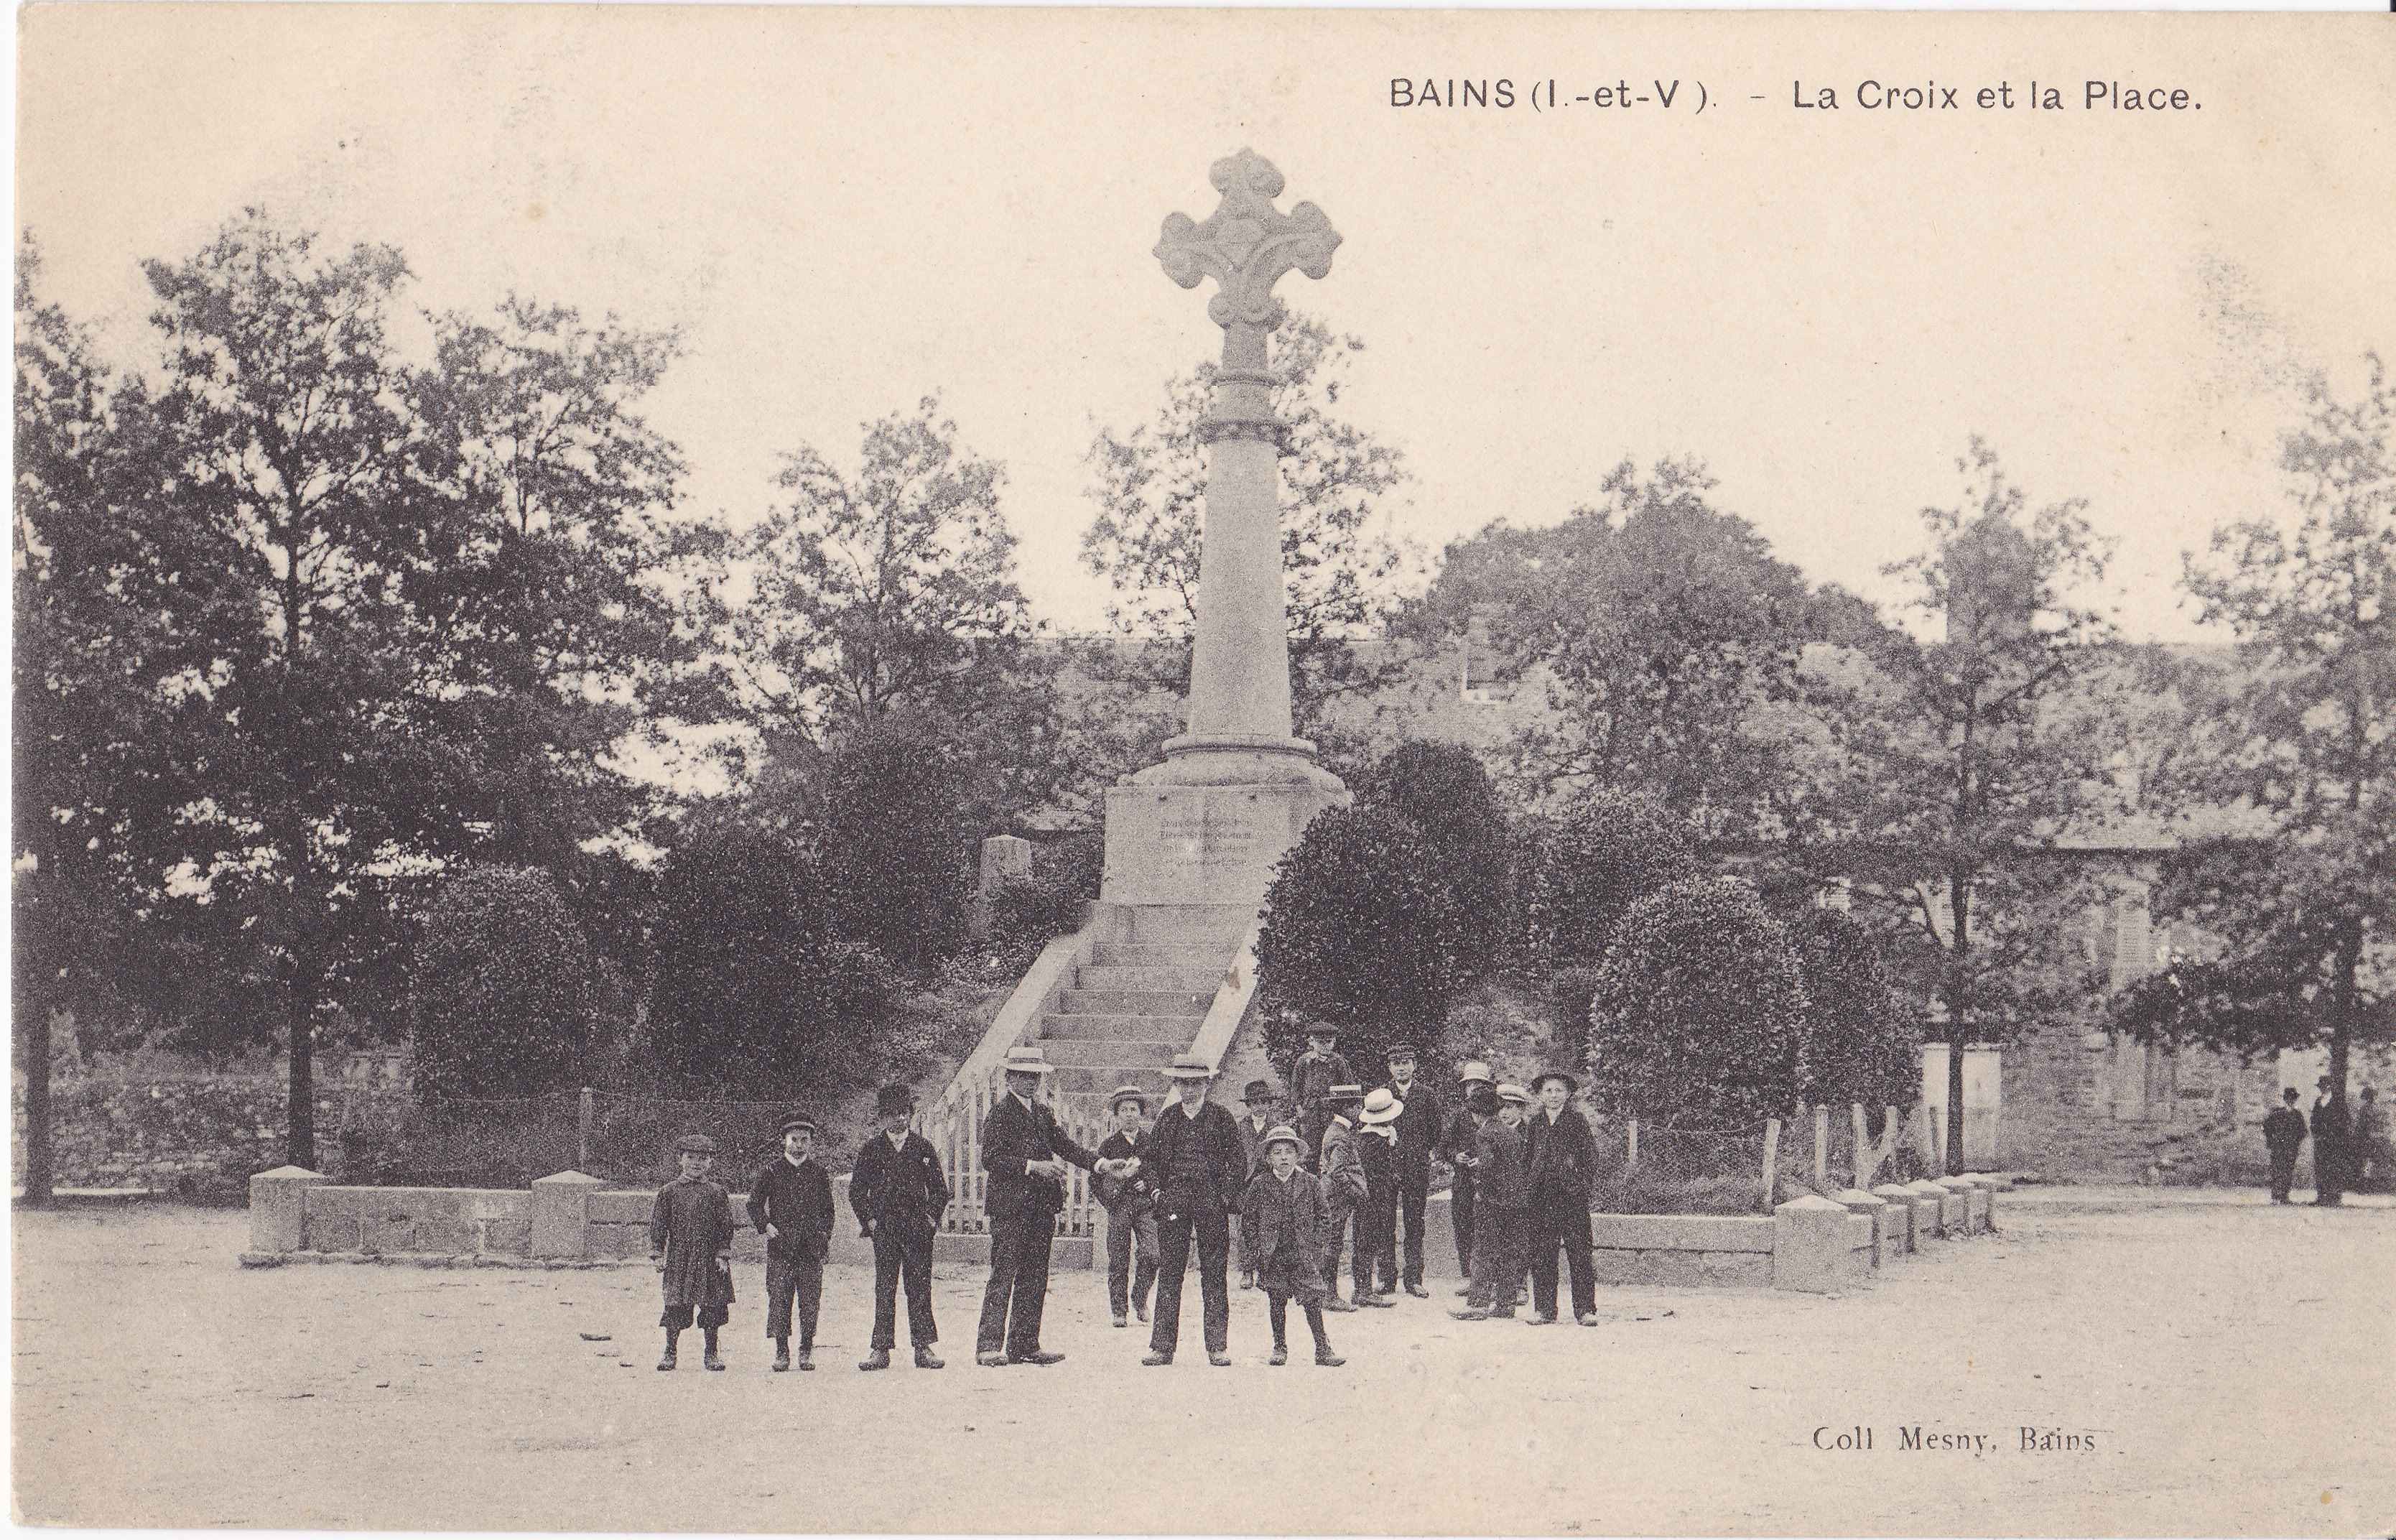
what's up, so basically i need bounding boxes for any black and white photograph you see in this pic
[10,5,2395,1534]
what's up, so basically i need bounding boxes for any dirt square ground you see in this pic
[11,1190,2393,1535]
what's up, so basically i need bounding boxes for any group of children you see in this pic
[645,1029,1605,1373]
[646,1082,948,1373]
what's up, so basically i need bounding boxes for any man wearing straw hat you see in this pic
[975,1044,1104,1367]
[1141,1054,1246,1366]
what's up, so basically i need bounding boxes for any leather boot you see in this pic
[859,1348,891,1371]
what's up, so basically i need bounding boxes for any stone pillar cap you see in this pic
[533,1170,607,1188]
[252,1165,326,1181]
[1775,1194,1850,1214]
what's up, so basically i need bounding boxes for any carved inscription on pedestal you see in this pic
[1158,796,1260,883]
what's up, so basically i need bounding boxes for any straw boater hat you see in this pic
[1358,1087,1404,1126]
[1456,1059,1495,1087]
[1162,1053,1215,1080]
[1495,1082,1533,1105]
[1533,1070,1579,1095]
[873,1084,914,1118]
[1327,1082,1364,1106]
[1110,1084,1149,1112]
[1000,1045,1057,1076]
[674,1133,718,1154]
[779,1113,818,1138]
[1262,1124,1303,1154]
[1240,1078,1275,1103]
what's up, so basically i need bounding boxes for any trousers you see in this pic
[975,1210,1056,1356]
[1394,1160,1431,1286]
[1527,1200,1596,1318]
[1322,1195,1359,1296]
[1451,1170,1477,1277]
[763,1252,823,1346]
[2267,1146,2299,1202]
[1359,1184,1398,1291]
[1150,1205,1230,1356]
[1267,1291,1332,1352]
[1466,1204,1526,1315]
[1105,1202,1160,1318]
[870,1226,938,1350]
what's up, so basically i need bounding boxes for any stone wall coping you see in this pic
[531,1170,606,1189]
[1588,1212,1775,1253]
[1830,1188,1885,1208]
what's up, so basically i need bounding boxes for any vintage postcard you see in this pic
[11,4,2395,1536]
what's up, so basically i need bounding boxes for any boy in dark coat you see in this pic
[1315,1085,1370,1310]
[1353,1087,1403,1305]
[850,1084,950,1370]
[1094,1085,1161,1329]
[1240,1125,1345,1366]
[1233,1078,1280,1289]
[2262,1086,2308,1204]
[1290,1024,1357,1170]
[747,1114,835,1371]
[651,1133,736,1371]
[1523,1070,1600,1327]
[1442,1061,1495,1297]
[1450,1086,1529,1321]
[1378,1043,1441,1297]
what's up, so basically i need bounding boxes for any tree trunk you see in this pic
[20,1007,56,1206]
[1945,877,1972,1175]
[285,965,317,1169]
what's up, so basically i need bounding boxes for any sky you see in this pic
[17,7,2396,642]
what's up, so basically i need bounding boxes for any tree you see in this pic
[812,724,973,973]
[1082,315,1420,737]
[409,866,597,1100]
[1412,459,1852,833]
[1829,439,2123,1170]
[701,396,1064,833]
[1587,878,1807,1127]
[644,822,898,1090]
[1347,741,1513,971]
[2116,358,2396,1095]
[1256,806,1474,1072]
[1515,787,1700,974]
[1790,907,1921,1114]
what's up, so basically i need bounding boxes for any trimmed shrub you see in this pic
[1587,876,1807,1126]
[1791,907,1921,1112]
[1519,789,1699,970]
[1257,804,1472,1073]
[409,865,597,1100]
[1349,741,1513,973]
[815,728,972,973]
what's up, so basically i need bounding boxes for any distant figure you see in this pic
[1315,1085,1370,1310]
[973,1045,1102,1366]
[1523,1070,1600,1327]
[2262,1087,2308,1205]
[2354,1087,2391,1195]
[2311,1076,2351,1208]
[1139,1057,1246,1368]
[1450,1085,1530,1322]
[1232,1078,1280,1291]
[1352,1087,1403,1304]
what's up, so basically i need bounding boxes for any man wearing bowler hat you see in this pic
[1378,1043,1441,1298]
[748,1114,836,1372]
[1523,1070,1601,1327]
[975,1044,1104,1366]
[849,1084,949,1370]
[1141,1054,1247,1366]
[1233,1077,1280,1289]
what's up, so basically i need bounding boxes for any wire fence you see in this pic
[1587,1119,1775,1215]
[341,1091,832,1189]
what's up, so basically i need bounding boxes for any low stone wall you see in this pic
[249,1166,1998,1291]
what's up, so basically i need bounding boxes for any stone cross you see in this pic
[1151,150,1342,771]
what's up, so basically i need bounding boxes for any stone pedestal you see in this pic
[249,1165,328,1254]
[531,1170,606,1258]
[1903,1179,1951,1239]
[1772,1195,1857,1294]
[1872,1182,1919,1253]
[1831,1189,1890,1268]
[1102,779,1347,909]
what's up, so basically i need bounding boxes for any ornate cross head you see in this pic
[1155,149,1341,331]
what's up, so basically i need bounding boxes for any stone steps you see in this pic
[1074,964,1228,993]
[1059,987,1215,1017]
[1121,904,1250,945]
[1090,943,1227,968]
[1039,1011,1210,1042]
[1036,1039,1184,1069]
[1051,1066,1175,1097]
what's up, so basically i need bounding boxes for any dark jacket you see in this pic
[2263,1106,2308,1155]
[1291,1050,1357,1114]
[1144,1099,1248,1215]
[1319,1118,1369,1207]
[746,1155,835,1262]
[2311,1098,2352,1146]
[1469,1116,1529,1210]
[1241,1166,1332,1298]
[979,1091,1099,1223]
[1235,1113,1276,1181]
[1093,1129,1158,1212]
[1357,1125,1398,1210]
[849,1130,950,1239]
[1379,1078,1443,1170]
[650,1177,736,1309]
[1524,1105,1599,1209]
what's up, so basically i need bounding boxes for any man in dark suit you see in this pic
[1523,1070,1601,1327]
[1378,1043,1441,1298]
[747,1114,835,1372]
[2262,1086,2308,1204]
[975,1045,1105,1366]
[1441,1059,1495,1297]
[1141,1054,1248,1366]
[2311,1075,2351,1208]
[850,1084,950,1370]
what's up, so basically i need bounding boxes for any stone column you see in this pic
[249,1165,328,1255]
[1830,1188,1890,1268]
[1771,1194,1858,1294]
[531,1169,605,1259]
[1872,1182,1919,1254]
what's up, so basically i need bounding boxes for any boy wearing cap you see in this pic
[1141,1056,1247,1367]
[1093,1086,1161,1329]
[1353,1087,1403,1305]
[1289,1023,1356,1170]
[1315,1085,1370,1311]
[1524,1071,1601,1327]
[651,1133,738,1371]
[1240,1126,1345,1367]
[1451,1087,1529,1322]
[748,1115,836,1372]
[1379,1044,1441,1299]
[849,1084,949,1370]
[1233,1078,1279,1289]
